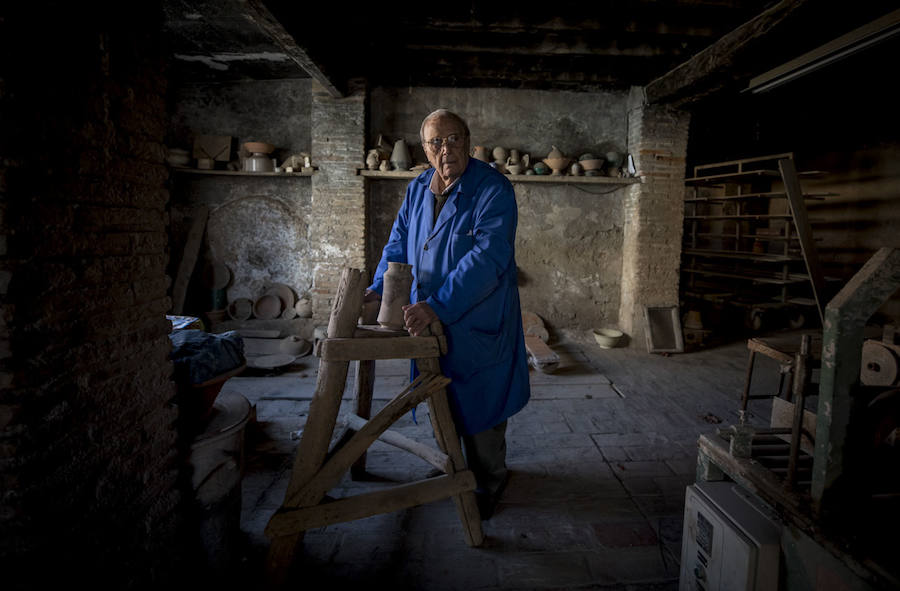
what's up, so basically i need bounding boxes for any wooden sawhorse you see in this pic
[264,268,483,584]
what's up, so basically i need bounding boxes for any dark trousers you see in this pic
[461,420,508,495]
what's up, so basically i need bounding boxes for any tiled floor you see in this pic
[214,334,782,589]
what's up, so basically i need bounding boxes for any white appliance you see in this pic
[679,481,782,591]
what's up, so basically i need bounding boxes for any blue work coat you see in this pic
[369,158,531,435]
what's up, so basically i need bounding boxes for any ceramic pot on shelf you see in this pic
[390,139,411,171]
[365,149,380,170]
[543,145,571,176]
[492,146,508,165]
[377,262,413,330]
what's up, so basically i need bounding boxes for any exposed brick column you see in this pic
[0,4,187,586]
[618,92,690,348]
[309,80,367,322]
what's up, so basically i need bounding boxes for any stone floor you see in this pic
[214,333,785,590]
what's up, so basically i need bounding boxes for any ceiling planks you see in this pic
[161,0,900,104]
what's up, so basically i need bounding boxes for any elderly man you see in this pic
[365,109,530,520]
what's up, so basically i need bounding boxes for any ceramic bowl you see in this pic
[579,158,605,171]
[227,298,253,321]
[280,335,311,357]
[593,327,624,348]
[253,294,283,319]
[243,141,275,154]
[542,157,571,174]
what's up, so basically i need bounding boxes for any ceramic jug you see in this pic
[377,262,413,330]
[506,158,523,175]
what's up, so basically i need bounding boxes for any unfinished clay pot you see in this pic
[377,262,413,330]
[390,139,411,171]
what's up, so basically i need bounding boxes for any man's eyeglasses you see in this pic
[424,134,464,151]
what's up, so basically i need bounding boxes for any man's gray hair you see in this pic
[419,109,471,144]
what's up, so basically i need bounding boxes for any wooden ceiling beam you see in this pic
[644,0,815,107]
[241,0,345,97]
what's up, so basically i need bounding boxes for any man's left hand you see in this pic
[402,302,438,336]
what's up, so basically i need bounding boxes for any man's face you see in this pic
[422,117,469,182]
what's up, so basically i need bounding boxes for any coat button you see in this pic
[423,243,429,251]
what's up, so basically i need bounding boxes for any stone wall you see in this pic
[169,79,314,313]
[366,86,633,339]
[0,4,188,587]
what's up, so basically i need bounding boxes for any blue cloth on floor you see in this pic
[169,329,244,385]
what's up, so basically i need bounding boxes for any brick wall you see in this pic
[309,80,368,322]
[618,93,691,348]
[0,5,187,587]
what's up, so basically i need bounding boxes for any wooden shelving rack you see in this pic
[681,153,832,335]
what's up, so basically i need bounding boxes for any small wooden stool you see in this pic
[264,268,483,584]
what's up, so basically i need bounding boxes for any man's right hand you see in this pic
[364,289,381,302]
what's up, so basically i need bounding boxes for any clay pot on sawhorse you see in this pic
[377,262,413,330]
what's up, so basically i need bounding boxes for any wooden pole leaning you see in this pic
[264,268,483,584]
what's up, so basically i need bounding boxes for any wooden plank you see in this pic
[779,158,827,324]
[266,268,364,581]
[317,335,442,361]
[747,337,796,365]
[685,170,781,184]
[174,169,313,177]
[692,153,794,175]
[351,359,375,478]
[170,206,208,314]
[683,248,800,263]
[288,374,450,508]
[522,310,550,342]
[266,472,476,536]
[417,322,484,547]
[242,0,345,98]
[684,214,795,220]
[698,434,808,516]
[358,169,642,186]
[682,268,809,285]
[645,0,815,106]
[524,335,560,374]
[813,248,900,512]
[346,414,451,474]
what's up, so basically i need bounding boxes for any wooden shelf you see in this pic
[682,268,810,285]
[693,232,803,241]
[358,169,641,186]
[685,214,796,221]
[172,167,314,177]
[685,170,782,185]
[684,191,833,203]
[682,248,802,263]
